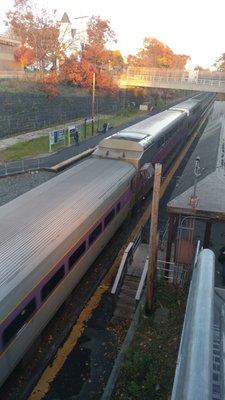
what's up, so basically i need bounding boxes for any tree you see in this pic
[81,16,116,70]
[60,16,118,92]
[6,0,63,71]
[214,53,225,72]
[14,45,35,68]
[127,37,190,70]
[60,57,94,87]
[194,65,209,71]
[106,50,125,72]
[41,71,59,96]
[60,56,117,92]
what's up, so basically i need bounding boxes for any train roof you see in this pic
[94,109,186,168]
[99,133,153,152]
[0,158,135,305]
[118,109,185,140]
[170,98,200,113]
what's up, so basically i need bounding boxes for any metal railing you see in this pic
[119,67,225,92]
[171,245,215,400]
[0,158,42,176]
[156,260,190,287]
[111,233,142,298]
[135,258,148,301]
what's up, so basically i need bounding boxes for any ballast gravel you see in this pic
[0,170,55,207]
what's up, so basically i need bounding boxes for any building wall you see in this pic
[0,37,23,72]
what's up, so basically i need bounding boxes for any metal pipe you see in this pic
[172,248,215,400]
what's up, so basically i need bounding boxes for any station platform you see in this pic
[165,101,225,288]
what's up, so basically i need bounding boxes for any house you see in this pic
[59,12,87,58]
[0,36,23,75]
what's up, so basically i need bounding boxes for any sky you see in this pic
[0,0,224,70]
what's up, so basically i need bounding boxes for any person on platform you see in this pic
[74,130,79,146]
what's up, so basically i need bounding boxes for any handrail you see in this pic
[135,258,148,301]
[193,240,201,267]
[111,242,133,296]
[111,232,142,297]
[171,248,215,400]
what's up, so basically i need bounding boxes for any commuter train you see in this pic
[0,92,215,386]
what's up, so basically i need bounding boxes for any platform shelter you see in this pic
[165,101,225,282]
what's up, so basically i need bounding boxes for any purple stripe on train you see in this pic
[0,186,132,353]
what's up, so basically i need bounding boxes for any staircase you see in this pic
[110,235,149,323]
[112,274,140,323]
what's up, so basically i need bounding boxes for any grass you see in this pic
[0,136,59,162]
[113,281,187,400]
[0,109,147,162]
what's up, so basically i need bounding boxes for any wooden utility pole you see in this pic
[91,72,96,136]
[92,72,96,119]
[146,163,162,311]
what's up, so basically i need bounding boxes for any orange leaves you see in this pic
[60,58,93,87]
[59,15,118,94]
[6,0,62,71]
[86,16,116,48]
[14,45,35,67]
[127,37,190,70]
[95,70,117,93]
[41,72,59,97]
[59,58,117,93]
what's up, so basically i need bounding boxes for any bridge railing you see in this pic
[171,245,215,400]
[119,67,225,89]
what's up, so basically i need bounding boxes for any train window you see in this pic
[157,136,165,148]
[2,298,36,347]
[41,266,65,301]
[104,209,115,227]
[116,203,121,214]
[89,223,102,246]
[69,241,86,270]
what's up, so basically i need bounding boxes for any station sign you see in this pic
[49,129,65,151]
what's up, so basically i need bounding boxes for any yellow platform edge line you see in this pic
[51,148,95,172]
[28,121,204,400]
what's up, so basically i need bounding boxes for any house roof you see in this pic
[167,101,225,220]
[61,12,71,23]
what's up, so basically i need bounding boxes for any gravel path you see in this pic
[0,170,55,206]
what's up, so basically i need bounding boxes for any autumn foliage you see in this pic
[41,72,59,97]
[14,45,35,67]
[6,1,192,97]
[6,0,62,71]
[59,16,119,93]
[127,38,190,70]
[214,53,225,72]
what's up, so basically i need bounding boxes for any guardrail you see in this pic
[0,158,42,176]
[111,233,142,298]
[111,242,134,297]
[171,244,215,400]
[119,69,225,92]
[135,258,148,301]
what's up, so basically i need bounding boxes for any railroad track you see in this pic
[1,112,209,400]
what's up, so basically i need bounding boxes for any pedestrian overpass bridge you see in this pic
[118,67,225,93]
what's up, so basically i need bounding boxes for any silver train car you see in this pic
[0,93,215,386]
[0,158,135,386]
[94,93,215,170]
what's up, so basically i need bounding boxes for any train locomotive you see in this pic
[0,92,215,386]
